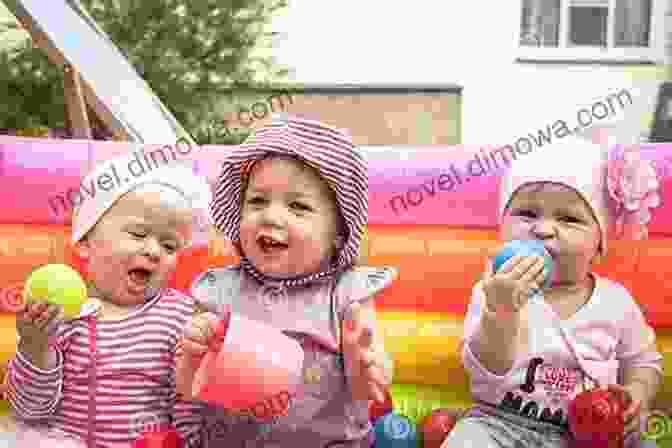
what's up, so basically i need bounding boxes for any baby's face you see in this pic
[239,157,340,277]
[501,183,601,286]
[77,187,193,307]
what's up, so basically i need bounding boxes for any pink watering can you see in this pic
[175,307,305,420]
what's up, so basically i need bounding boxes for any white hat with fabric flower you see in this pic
[500,135,661,256]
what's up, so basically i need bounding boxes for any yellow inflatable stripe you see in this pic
[378,311,672,399]
[0,309,669,412]
[0,314,16,415]
[377,311,469,394]
[0,314,16,366]
[653,329,672,408]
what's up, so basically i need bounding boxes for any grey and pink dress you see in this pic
[174,114,397,447]
[177,264,396,447]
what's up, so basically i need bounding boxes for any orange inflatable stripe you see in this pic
[630,238,672,326]
[1,223,671,326]
[0,225,71,283]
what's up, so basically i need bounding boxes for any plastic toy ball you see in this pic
[568,388,625,448]
[492,240,554,288]
[24,264,87,319]
[374,413,418,448]
[368,429,376,448]
[132,427,184,448]
[420,408,461,448]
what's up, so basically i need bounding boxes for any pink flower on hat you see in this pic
[606,146,661,239]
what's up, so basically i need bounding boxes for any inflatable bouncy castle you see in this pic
[1,137,672,445]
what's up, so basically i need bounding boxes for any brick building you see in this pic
[210,84,463,146]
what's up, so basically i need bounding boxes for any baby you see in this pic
[5,152,211,447]
[443,137,663,448]
[176,114,396,447]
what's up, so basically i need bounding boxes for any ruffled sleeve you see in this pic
[332,266,398,322]
[189,266,242,315]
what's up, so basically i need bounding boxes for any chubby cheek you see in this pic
[565,236,600,264]
[499,216,531,241]
[155,256,178,282]
[84,241,131,282]
[85,255,127,296]
[238,220,258,254]
[290,222,332,254]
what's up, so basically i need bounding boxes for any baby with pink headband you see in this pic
[175,114,397,447]
[442,136,663,448]
[4,152,211,447]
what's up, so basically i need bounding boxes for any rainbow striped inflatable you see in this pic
[1,137,672,431]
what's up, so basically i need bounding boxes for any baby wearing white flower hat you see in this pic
[443,137,663,448]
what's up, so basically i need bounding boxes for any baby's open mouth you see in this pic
[128,268,152,286]
[257,234,288,253]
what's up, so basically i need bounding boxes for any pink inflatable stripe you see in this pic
[0,139,209,225]
[0,138,91,225]
[2,138,672,232]
[365,145,507,227]
[366,143,672,231]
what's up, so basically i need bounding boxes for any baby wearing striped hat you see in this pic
[177,114,397,447]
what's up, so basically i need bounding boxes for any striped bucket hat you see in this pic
[210,114,368,281]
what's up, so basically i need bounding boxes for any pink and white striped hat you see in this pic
[210,114,368,280]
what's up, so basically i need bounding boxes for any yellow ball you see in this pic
[25,264,87,319]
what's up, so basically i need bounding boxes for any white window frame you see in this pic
[516,0,666,63]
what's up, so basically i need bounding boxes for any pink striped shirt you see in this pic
[6,289,202,448]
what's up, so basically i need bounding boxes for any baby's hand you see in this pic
[482,250,546,315]
[16,298,62,350]
[178,312,219,358]
[175,311,219,399]
[605,384,643,434]
[342,302,389,403]
[16,295,63,370]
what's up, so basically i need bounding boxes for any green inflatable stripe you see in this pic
[654,437,672,448]
[389,383,472,425]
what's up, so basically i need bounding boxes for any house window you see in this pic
[568,2,609,47]
[518,0,660,62]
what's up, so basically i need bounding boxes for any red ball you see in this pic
[132,428,185,448]
[421,408,460,448]
[369,388,394,423]
[568,388,625,448]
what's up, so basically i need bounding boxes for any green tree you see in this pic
[0,0,289,144]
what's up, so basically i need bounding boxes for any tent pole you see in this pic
[63,64,92,139]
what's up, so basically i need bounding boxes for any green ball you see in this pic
[25,264,87,319]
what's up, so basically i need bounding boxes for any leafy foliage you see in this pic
[0,0,289,143]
